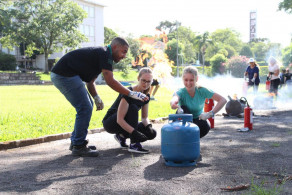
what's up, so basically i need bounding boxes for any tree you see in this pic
[282,43,292,66]
[211,28,242,52]
[115,47,133,77]
[210,54,227,75]
[0,0,87,73]
[156,20,181,34]
[126,35,140,61]
[194,32,213,73]
[104,27,118,45]
[250,41,270,62]
[165,39,183,66]
[168,26,197,64]
[278,0,292,14]
[240,45,254,58]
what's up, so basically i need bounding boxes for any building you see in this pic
[0,0,106,71]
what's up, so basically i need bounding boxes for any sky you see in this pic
[103,0,292,47]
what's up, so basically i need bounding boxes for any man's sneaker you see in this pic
[69,140,96,151]
[114,134,128,148]
[128,143,149,154]
[71,145,99,157]
[150,96,156,100]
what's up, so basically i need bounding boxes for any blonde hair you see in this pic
[182,66,202,88]
[138,67,152,79]
[183,66,198,77]
[138,67,152,94]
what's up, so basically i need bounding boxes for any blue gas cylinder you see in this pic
[161,114,200,167]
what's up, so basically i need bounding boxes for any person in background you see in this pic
[279,69,286,88]
[149,78,160,100]
[284,68,292,87]
[51,37,148,157]
[103,67,157,154]
[170,66,227,140]
[268,56,281,96]
[244,58,260,94]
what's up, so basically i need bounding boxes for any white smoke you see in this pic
[164,73,292,111]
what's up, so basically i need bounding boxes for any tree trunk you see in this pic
[44,52,49,74]
[202,54,205,74]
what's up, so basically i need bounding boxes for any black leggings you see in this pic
[269,78,280,95]
[178,105,210,138]
[102,104,140,138]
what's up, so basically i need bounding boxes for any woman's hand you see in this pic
[170,95,179,109]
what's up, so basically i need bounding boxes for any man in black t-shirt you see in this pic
[51,37,148,157]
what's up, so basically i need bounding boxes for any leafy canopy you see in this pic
[0,0,88,72]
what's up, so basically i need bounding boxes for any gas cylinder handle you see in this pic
[240,97,250,107]
[169,114,193,125]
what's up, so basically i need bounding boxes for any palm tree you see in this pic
[194,32,213,74]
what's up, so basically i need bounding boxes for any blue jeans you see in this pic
[50,72,93,146]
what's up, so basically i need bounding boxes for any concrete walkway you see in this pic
[0,108,291,194]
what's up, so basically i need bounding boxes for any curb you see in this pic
[0,117,169,151]
[0,128,104,151]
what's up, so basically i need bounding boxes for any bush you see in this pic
[258,66,269,83]
[210,54,227,75]
[0,52,17,71]
[225,56,249,78]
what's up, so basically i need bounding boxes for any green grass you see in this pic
[36,72,51,81]
[246,177,283,195]
[271,143,280,147]
[113,69,139,81]
[35,69,138,82]
[0,85,173,142]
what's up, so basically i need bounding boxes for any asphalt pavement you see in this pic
[0,108,291,195]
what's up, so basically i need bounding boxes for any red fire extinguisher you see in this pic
[204,98,214,128]
[243,98,253,130]
[266,80,271,90]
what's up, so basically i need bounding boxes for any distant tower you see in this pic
[250,11,257,41]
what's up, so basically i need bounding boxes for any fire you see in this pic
[132,30,174,83]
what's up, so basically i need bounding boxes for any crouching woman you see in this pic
[102,67,156,153]
[170,66,227,138]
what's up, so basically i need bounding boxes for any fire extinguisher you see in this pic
[204,98,214,128]
[266,79,271,91]
[242,97,253,130]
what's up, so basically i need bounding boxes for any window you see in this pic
[83,5,89,15]
[2,47,8,54]
[79,24,84,34]
[10,47,16,55]
[89,7,94,18]
[84,25,89,36]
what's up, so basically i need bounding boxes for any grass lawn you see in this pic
[0,85,173,142]
[35,69,139,82]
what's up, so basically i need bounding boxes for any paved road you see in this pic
[0,108,291,194]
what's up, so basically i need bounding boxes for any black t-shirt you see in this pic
[51,46,113,82]
[284,73,291,81]
[103,87,150,121]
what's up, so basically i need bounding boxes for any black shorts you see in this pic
[151,79,159,86]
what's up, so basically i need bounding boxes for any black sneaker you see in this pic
[71,145,99,157]
[69,140,96,151]
[128,143,149,154]
[114,134,128,148]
